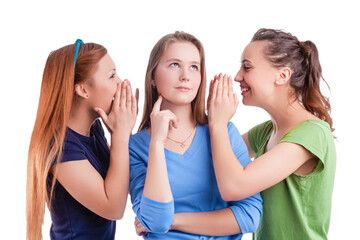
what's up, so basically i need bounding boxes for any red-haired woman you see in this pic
[26,40,138,240]
[208,29,336,240]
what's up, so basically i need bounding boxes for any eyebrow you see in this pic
[166,58,200,65]
[242,59,252,64]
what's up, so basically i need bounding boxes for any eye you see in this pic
[190,65,199,71]
[242,64,251,71]
[170,62,179,68]
[110,73,116,79]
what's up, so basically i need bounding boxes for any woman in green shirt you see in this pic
[207,28,336,240]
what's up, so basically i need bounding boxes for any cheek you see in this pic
[155,72,171,94]
[192,73,201,90]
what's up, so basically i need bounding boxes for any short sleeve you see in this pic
[247,120,273,154]
[280,120,332,171]
[61,138,87,163]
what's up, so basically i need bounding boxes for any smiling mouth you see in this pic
[241,87,250,92]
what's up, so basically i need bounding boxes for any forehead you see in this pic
[242,41,267,62]
[97,54,115,70]
[161,41,200,62]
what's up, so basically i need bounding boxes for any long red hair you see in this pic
[26,42,107,240]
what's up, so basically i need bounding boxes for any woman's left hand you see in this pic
[207,73,239,127]
[134,217,149,236]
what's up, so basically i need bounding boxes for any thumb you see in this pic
[94,107,108,122]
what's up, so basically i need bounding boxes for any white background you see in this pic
[0,0,359,239]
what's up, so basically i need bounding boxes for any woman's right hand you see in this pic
[95,80,138,136]
[207,74,239,128]
[150,95,178,144]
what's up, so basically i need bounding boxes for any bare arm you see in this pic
[208,75,314,201]
[56,81,137,220]
[142,96,176,203]
[171,209,240,236]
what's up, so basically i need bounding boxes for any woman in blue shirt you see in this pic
[129,31,262,239]
[26,40,138,239]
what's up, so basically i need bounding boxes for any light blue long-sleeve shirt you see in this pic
[129,122,262,239]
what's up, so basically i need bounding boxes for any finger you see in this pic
[207,79,214,107]
[208,79,214,98]
[228,75,234,98]
[216,74,223,99]
[94,107,107,122]
[126,81,133,109]
[234,92,239,107]
[169,115,179,129]
[134,88,139,114]
[120,80,127,107]
[152,95,163,113]
[212,78,219,101]
[113,83,121,108]
[222,74,228,97]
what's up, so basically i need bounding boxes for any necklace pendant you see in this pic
[180,143,186,148]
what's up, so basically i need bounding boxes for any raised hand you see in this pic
[207,73,239,127]
[150,95,179,144]
[94,80,138,136]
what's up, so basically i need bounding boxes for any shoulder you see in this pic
[90,119,105,138]
[282,120,333,143]
[248,120,273,138]
[129,129,151,151]
[281,119,335,164]
[247,120,273,143]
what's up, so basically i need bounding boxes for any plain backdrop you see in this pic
[0,0,359,239]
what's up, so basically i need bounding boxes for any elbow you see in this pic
[149,221,172,234]
[102,209,125,221]
[220,185,248,202]
[246,212,261,233]
[140,214,173,234]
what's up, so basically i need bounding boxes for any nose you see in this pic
[180,69,190,81]
[234,68,243,82]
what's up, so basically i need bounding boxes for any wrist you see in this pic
[111,131,130,143]
[209,122,228,132]
[170,214,179,231]
[149,139,165,149]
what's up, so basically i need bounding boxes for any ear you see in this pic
[151,79,156,88]
[74,83,89,99]
[275,67,291,85]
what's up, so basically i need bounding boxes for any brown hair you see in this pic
[138,31,207,131]
[26,42,107,239]
[252,28,333,131]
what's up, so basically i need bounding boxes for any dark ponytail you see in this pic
[252,28,333,131]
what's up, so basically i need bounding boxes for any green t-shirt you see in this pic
[248,120,336,240]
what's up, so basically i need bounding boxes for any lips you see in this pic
[240,84,250,92]
[241,87,250,92]
[240,84,250,96]
[176,86,191,91]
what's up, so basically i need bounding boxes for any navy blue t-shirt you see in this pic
[47,120,116,240]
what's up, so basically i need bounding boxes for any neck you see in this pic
[67,101,97,136]
[161,100,196,129]
[264,96,315,135]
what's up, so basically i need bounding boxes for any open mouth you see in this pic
[241,87,250,92]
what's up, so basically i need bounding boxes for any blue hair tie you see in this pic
[74,39,84,67]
